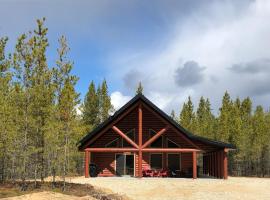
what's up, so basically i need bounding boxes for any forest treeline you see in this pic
[173,93,270,177]
[0,19,269,187]
[0,19,113,187]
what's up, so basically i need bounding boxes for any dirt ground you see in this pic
[1,191,95,200]
[1,177,269,200]
[0,180,125,200]
[70,176,270,200]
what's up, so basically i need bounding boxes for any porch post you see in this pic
[223,149,228,179]
[138,104,143,178]
[192,151,197,179]
[85,150,89,178]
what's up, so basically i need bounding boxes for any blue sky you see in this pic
[1,0,270,114]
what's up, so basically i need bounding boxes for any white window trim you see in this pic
[149,153,163,169]
[122,128,135,147]
[149,129,163,147]
[105,138,119,148]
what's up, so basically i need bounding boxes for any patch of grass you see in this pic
[0,181,126,200]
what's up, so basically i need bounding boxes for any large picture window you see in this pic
[149,129,163,147]
[168,154,181,170]
[122,129,135,147]
[150,154,162,169]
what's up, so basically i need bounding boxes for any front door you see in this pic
[115,154,134,176]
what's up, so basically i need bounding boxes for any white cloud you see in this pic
[111,91,132,111]
[109,0,270,114]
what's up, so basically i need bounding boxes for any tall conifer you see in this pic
[179,96,196,132]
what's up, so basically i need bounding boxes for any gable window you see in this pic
[149,129,163,148]
[167,139,180,148]
[150,154,163,170]
[122,129,135,147]
[105,138,119,148]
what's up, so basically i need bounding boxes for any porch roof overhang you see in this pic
[78,94,236,151]
[84,147,202,153]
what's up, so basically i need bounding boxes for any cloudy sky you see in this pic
[1,0,270,114]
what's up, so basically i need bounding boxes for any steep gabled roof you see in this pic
[78,94,236,150]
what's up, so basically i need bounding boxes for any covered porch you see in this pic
[84,147,228,179]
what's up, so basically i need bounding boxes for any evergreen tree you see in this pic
[52,35,80,189]
[98,79,113,123]
[136,81,143,94]
[0,37,14,182]
[217,91,233,142]
[82,81,99,131]
[252,106,268,176]
[13,30,37,183]
[30,18,54,182]
[195,97,215,139]
[179,96,196,132]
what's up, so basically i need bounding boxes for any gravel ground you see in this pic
[70,176,270,200]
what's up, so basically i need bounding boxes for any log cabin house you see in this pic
[78,94,235,179]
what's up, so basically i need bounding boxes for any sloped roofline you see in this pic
[78,94,236,150]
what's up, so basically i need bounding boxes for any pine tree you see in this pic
[30,18,54,182]
[217,91,233,142]
[82,81,99,131]
[0,37,15,182]
[98,79,113,123]
[252,106,267,176]
[195,97,215,139]
[240,98,253,173]
[13,31,37,184]
[179,96,196,132]
[136,81,143,94]
[58,77,80,190]
[51,35,80,189]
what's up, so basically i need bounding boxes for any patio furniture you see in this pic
[160,169,169,177]
[143,167,154,177]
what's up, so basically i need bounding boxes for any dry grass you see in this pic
[0,181,127,200]
[70,176,270,200]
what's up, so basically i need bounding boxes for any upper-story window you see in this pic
[105,138,119,148]
[149,129,163,148]
[167,139,180,148]
[122,129,135,147]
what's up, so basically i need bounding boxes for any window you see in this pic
[150,154,162,169]
[167,139,180,148]
[149,129,163,147]
[122,129,135,147]
[105,138,119,148]
[168,154,181,170]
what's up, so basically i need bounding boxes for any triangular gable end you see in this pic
[78,94,235,151]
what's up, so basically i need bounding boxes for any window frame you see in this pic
[149,129,163,148]
[167,138,181,148]
[149,153,163,170]
[122,128,135,147]
[105,138,119,148]
[167,153,181,171]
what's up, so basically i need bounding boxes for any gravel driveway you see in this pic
[70,176,270,200]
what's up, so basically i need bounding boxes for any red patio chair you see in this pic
[160,169,169,177]
[153,170,160,177]
[143,167,154,177]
